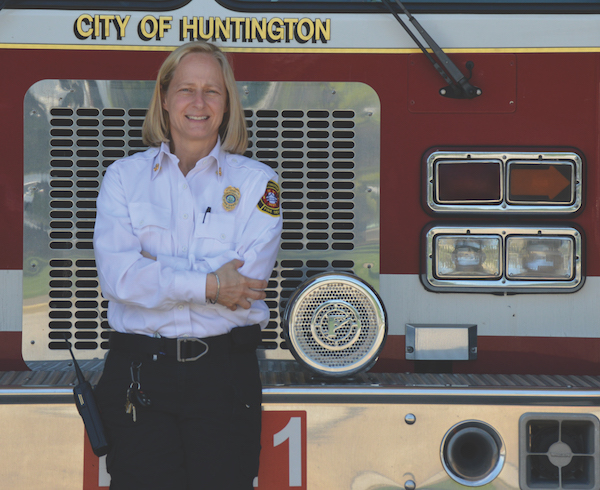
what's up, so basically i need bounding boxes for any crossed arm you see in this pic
[141,250,266,311]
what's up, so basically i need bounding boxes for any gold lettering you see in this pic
[181,16,197,41]
[198,17,214,40]
[296,18,314,42]
[98,14,115,39]
[251,17,267,41]
[172,15,331,44]
[230,17,245,41]
[244,18,251,41]
[283,18,298,41]
[74,14,94,39]
[114,15,130,39]
[139,15,159,40]
[158,16,173,38]
[268,18,284,42]
[315,18,331,42]
[94,15,101,38]
[215,17,230,41]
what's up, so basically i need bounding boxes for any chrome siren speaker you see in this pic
[283,272,387,377]
[441,421,506,487]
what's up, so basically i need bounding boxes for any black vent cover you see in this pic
[520,413,600,489]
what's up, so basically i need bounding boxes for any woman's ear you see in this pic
[161,90,168,111]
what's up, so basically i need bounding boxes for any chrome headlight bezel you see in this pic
[423,225,583,293]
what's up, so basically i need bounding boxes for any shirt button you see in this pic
[182,214,188,220]
[182,247,187,252]
[220,233,226,240]
[182,184,188,190]
[178,304,184,310]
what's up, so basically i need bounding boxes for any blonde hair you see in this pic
[142,42,248,155]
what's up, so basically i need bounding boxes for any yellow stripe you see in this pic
[1,43,600,54]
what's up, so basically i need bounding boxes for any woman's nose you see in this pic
[191,92,205,107]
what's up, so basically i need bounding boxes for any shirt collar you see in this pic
[151,139,224,181]
[150,142,175,180]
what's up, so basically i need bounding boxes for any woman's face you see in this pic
[162,52,228,152]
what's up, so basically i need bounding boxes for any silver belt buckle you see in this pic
[176,338,209,362]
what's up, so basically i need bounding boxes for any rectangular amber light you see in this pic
[507,161,574,205]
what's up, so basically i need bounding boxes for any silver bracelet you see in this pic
[209,272,220,304]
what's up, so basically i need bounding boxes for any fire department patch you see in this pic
[257,180,280,217]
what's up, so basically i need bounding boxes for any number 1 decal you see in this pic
[254,411,307,489]
[273,417,303,486]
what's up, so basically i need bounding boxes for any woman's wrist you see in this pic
[208,271,220,304]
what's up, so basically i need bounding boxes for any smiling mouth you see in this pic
[187,115,208,121]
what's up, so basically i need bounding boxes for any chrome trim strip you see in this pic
[1,385,599,407]
[262,386,600,406]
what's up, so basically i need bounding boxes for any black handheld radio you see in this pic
[66,339,110,457]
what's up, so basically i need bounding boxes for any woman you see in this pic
[93,42,282,489]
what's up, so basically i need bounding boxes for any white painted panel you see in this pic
[380,273,600,338]
[0,270,22,332]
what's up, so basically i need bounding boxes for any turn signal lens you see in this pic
[435,236,501,279]
[507,236,574,280]
[507,162,573,205]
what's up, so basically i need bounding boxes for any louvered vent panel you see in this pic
[23,80,380,362]
[47,107,147,351]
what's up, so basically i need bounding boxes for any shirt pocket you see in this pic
[128,202,172,253]
[193,212,237,258]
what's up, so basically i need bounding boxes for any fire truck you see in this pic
[1,0,600,488]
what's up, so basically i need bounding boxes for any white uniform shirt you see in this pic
[93,139,282,339]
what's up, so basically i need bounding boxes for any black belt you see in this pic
[109,324,261,362]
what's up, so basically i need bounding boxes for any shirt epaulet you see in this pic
[227,153,277,180]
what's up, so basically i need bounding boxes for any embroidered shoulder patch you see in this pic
[257,180,280,217]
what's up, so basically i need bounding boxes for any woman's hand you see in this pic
[208,259,267,311]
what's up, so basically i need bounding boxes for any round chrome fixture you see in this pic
[283,272,387,377]
[441,420,505,487]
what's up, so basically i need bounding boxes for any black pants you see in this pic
[95,329,262,490]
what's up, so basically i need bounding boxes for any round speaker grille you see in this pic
[283,273,387,376]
